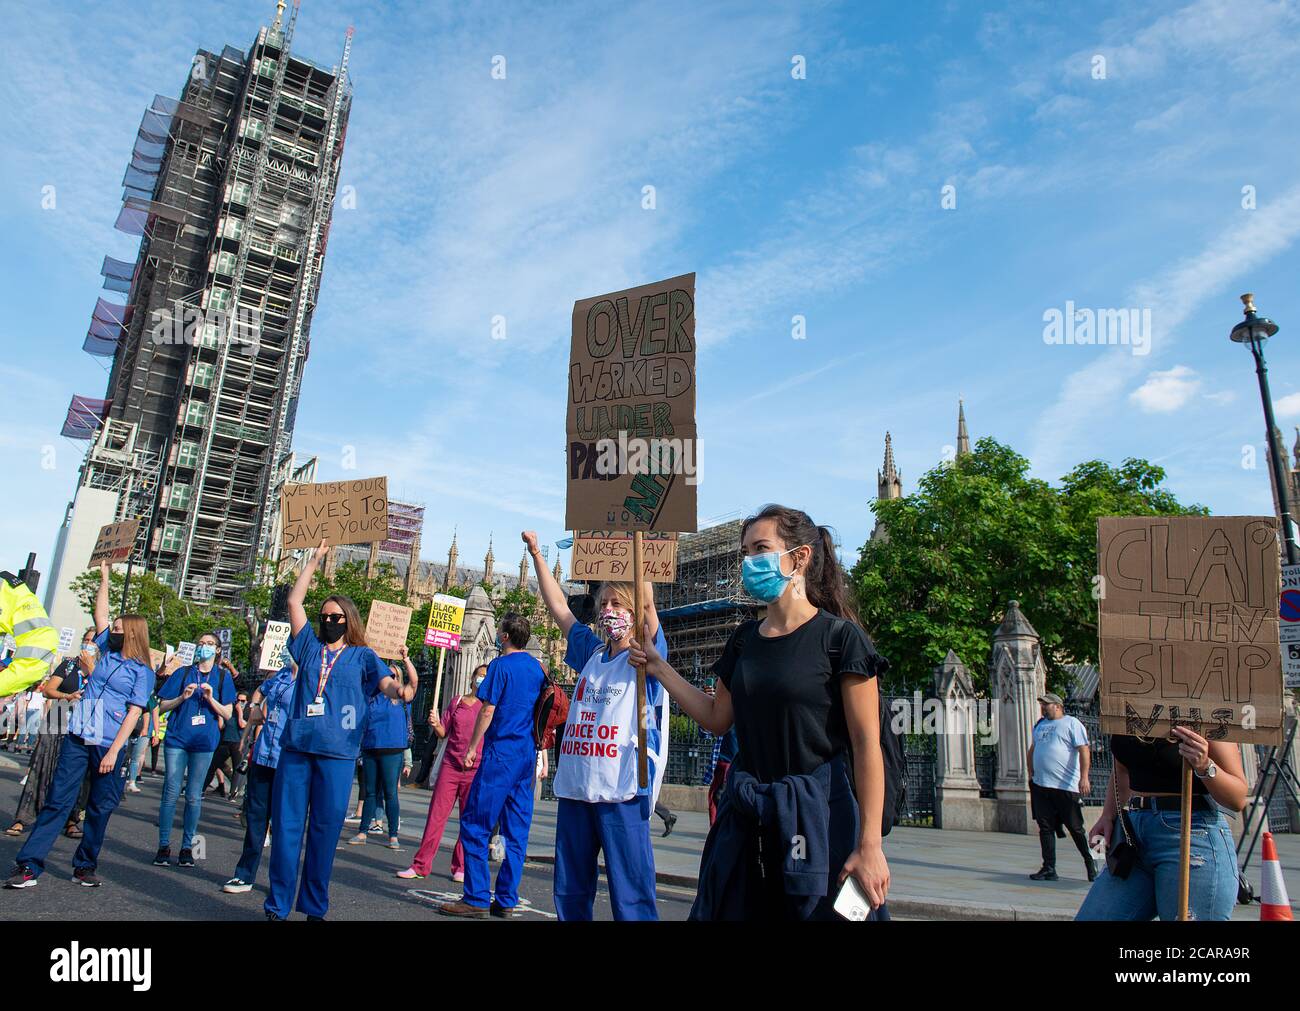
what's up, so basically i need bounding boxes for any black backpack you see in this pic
[733,615,906,837]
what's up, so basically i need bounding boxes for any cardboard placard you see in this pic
[280,477,389,551]
[565,273,698,533]
[1097,516,1283,745]
[367,600,412,660]
[572,530,678,582]
[424,593,467,650]
[149,648,165,672]
[176,641,196,665]
[259,620,291,671]
[88,518,140,567]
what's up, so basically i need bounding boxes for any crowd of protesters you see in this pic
[0,506,1253,921]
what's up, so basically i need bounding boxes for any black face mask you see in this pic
[107,631,125,653]
[319,616,346,644]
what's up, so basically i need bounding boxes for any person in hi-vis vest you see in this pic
[0,570,59,698]
[521,530,668,922]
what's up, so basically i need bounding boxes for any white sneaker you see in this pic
[125,783,141,794]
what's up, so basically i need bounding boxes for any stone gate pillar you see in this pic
[990,600,1045,834]
[934,650,982,830]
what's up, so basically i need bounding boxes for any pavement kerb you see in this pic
[524,851,1079,920]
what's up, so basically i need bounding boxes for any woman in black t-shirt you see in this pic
[631,504,891,920]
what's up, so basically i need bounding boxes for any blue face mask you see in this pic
[195,644,217,662]
[741,546,806,603]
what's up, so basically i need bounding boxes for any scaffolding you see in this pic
[658,519,759,683]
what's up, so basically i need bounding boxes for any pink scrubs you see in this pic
[409,697,482,877]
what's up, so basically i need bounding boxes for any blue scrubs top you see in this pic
[157,664,236,752]
[284,625,388,760]
[68,628,152,748]
[477,651,546,751]
[250,666,295,770]
[362,691,409,751]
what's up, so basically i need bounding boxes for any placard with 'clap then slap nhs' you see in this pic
[572,531,678,582]
[280,477,389,551]
[566,273,698,533]
[1097,515,1284,746]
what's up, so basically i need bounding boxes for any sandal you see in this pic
[5,822,24,836]
[63,824,83,839]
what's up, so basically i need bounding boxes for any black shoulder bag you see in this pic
[1106,775,1137,879]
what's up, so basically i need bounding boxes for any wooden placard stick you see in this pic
[633,531,648,791]
[1178,759,1193,921]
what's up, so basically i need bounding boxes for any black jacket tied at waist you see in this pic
[690,756,838,921]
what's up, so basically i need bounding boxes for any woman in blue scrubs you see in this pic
[4,562,153,889]
[153,631,236,867]
[348,651,416,850]
[264,540,417,921]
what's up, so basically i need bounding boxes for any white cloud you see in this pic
[1274,393,1300,417]
[1130,365,1202,413]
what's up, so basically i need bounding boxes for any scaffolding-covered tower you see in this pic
[61,3,354,605]
[658,519,759,685]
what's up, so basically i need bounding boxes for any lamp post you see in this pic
[1230,293,1299,565]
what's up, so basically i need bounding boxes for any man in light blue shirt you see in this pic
[1027,693,1093,882]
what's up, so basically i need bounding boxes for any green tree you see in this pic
[851,438,1204,693]
[69,569,253,670]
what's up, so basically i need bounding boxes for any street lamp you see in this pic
[1230,293,1298,565]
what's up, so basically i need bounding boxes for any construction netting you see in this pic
[100,256,136,295]
[61,396,112,439]
[83,297,134,357]
[114,95,198,235]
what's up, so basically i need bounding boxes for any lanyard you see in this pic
[316,646,344,703]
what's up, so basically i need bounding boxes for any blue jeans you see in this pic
[126,737,149,785]
[1076,807,1238,921]
[158,747,214,850]
[15,734,127,876]
[359,751,403,837]
[234,762,276,883]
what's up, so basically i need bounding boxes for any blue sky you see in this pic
[4,0,1300,579]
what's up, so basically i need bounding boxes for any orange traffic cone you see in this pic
[1260,832,1293,921]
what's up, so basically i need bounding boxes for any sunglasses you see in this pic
[320,614,346,624]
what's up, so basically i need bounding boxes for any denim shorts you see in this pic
[1075,806,1237,921]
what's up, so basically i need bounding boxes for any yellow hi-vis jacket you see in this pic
[0,580,59,696]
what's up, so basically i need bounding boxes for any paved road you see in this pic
[0,763,695,921]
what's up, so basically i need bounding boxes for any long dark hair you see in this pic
[740,504,861,627]
[321,595,368,647]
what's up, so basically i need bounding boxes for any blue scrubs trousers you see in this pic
[265,749,353,919]
[554,795,658,921]
[15,734,128,877]
[234,762,276,884]
[460,741,536,909]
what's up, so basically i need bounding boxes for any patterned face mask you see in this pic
[599,607,633,642]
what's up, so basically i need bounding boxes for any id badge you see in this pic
[191,714,206,727]
[268,710,279,724]
[306,702,325,718]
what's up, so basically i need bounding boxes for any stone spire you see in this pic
[443,528,458,590]
[518,549,529,589]
[483,534,495,586]
[1293,426,1300,470]
[956,399,970,458]
[405,529,422,596]
[552,556,563,583]
[877,432,902,501]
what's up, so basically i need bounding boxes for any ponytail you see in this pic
[740,505,862,627]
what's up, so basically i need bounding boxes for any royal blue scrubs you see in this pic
[16,628,152,877]
[265,627,388,919]
[233,665,295,885]
[459,650,546,910]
